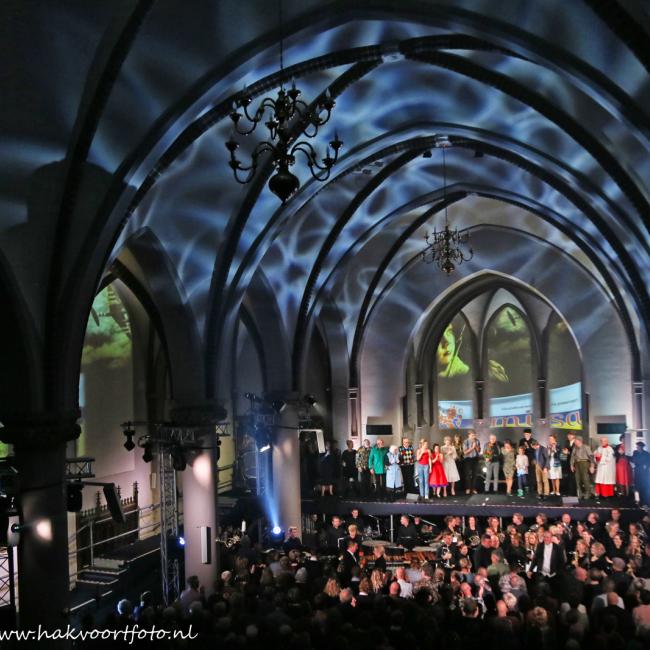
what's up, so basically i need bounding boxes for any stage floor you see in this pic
[301,493,646,522]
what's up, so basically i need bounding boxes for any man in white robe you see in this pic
[594,437,616,498]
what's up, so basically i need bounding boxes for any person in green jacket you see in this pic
[369,438,389,497]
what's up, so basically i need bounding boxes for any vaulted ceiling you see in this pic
[1,0,649,407]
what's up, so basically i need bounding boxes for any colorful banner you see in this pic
[438,400,473,429]
[489,392,533,428]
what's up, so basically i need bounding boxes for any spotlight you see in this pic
[271,399,286,414]
[67,482,83,512]
[259,444,271,453]
[268,526,284,546]
[178,536,186,547]
[244,392,262,402]
[304,394,317,407]
[142,440,154,463]
[171,444,187,472]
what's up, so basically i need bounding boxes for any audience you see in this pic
[82,508,650,650]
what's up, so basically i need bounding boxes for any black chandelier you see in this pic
[225,0,343,203]
[422,142,473,274]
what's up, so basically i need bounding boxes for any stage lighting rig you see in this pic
[303,394,317,407]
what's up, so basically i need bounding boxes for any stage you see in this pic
[300,493,647,522]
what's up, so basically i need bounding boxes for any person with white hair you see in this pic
[385,444,403,500]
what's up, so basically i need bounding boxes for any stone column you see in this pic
[272,406,301,534]
[348,387,359,439]
[415,384,424,428]
[170,403,226,595]
[0,411,80,632]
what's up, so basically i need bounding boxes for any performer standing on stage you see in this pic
[453,433,464,490]
[385,444,403,500]
[516,445,529,497]
[531,439,550,499]
[429,443,449,498]
[502,440,516,496]
[615,434,633,497]
[441,436,460,496]
[340,440,357,497]
[632,441,650,505]
[483,434,501,493]
[548,434,562,496]
[463,430,481,495]
[356,439,372,497]
[594,437,616,499]
[416,439,431,501]
[398,437,415,494]
[368,438,388,497]
[562,431,577,495]
[570,435,593,500]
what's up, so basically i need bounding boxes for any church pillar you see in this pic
[1,411,80,633]
[170,403,226,595]
[415,384,424,428]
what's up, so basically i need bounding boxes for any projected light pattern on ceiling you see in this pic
[1,2,650,404]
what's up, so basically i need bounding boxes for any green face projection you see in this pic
[437,322,470,378]
[82,284,132,369]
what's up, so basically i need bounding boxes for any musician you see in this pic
[487,548,509,578]
[347,507,365,531]
[340,523,363,551]
[529,530,566,578]
[326,516,346,552]
[558,512,577,553]
[439,531,460,568]
[463,430,481,494]
[396,514,419,549]
[340,539,359,586]
[504,533,527,569]
[511,512,527,537]
[372,545,387,571]
[463,515,482,548]
[473,534,494,569]
[283,526,302,553]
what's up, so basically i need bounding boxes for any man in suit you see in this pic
[339,539,359,587]
[529,530,566,578]
[532,439,550,498]
[562,432,577,495]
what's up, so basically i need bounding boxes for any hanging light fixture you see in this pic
[422,141,473,274]
[225,0,343,203]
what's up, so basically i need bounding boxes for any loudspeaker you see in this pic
[366,424,393,436]
[200,526,212,564]
[103,484,126,524]
[7,515,20,546]
[405,493,419,501]
[562,496,579,506]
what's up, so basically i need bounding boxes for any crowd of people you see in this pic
[306,430,650,503]
[94,507,650,649]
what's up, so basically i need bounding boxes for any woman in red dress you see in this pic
[429,443,449,498]
[615,435,633,496]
